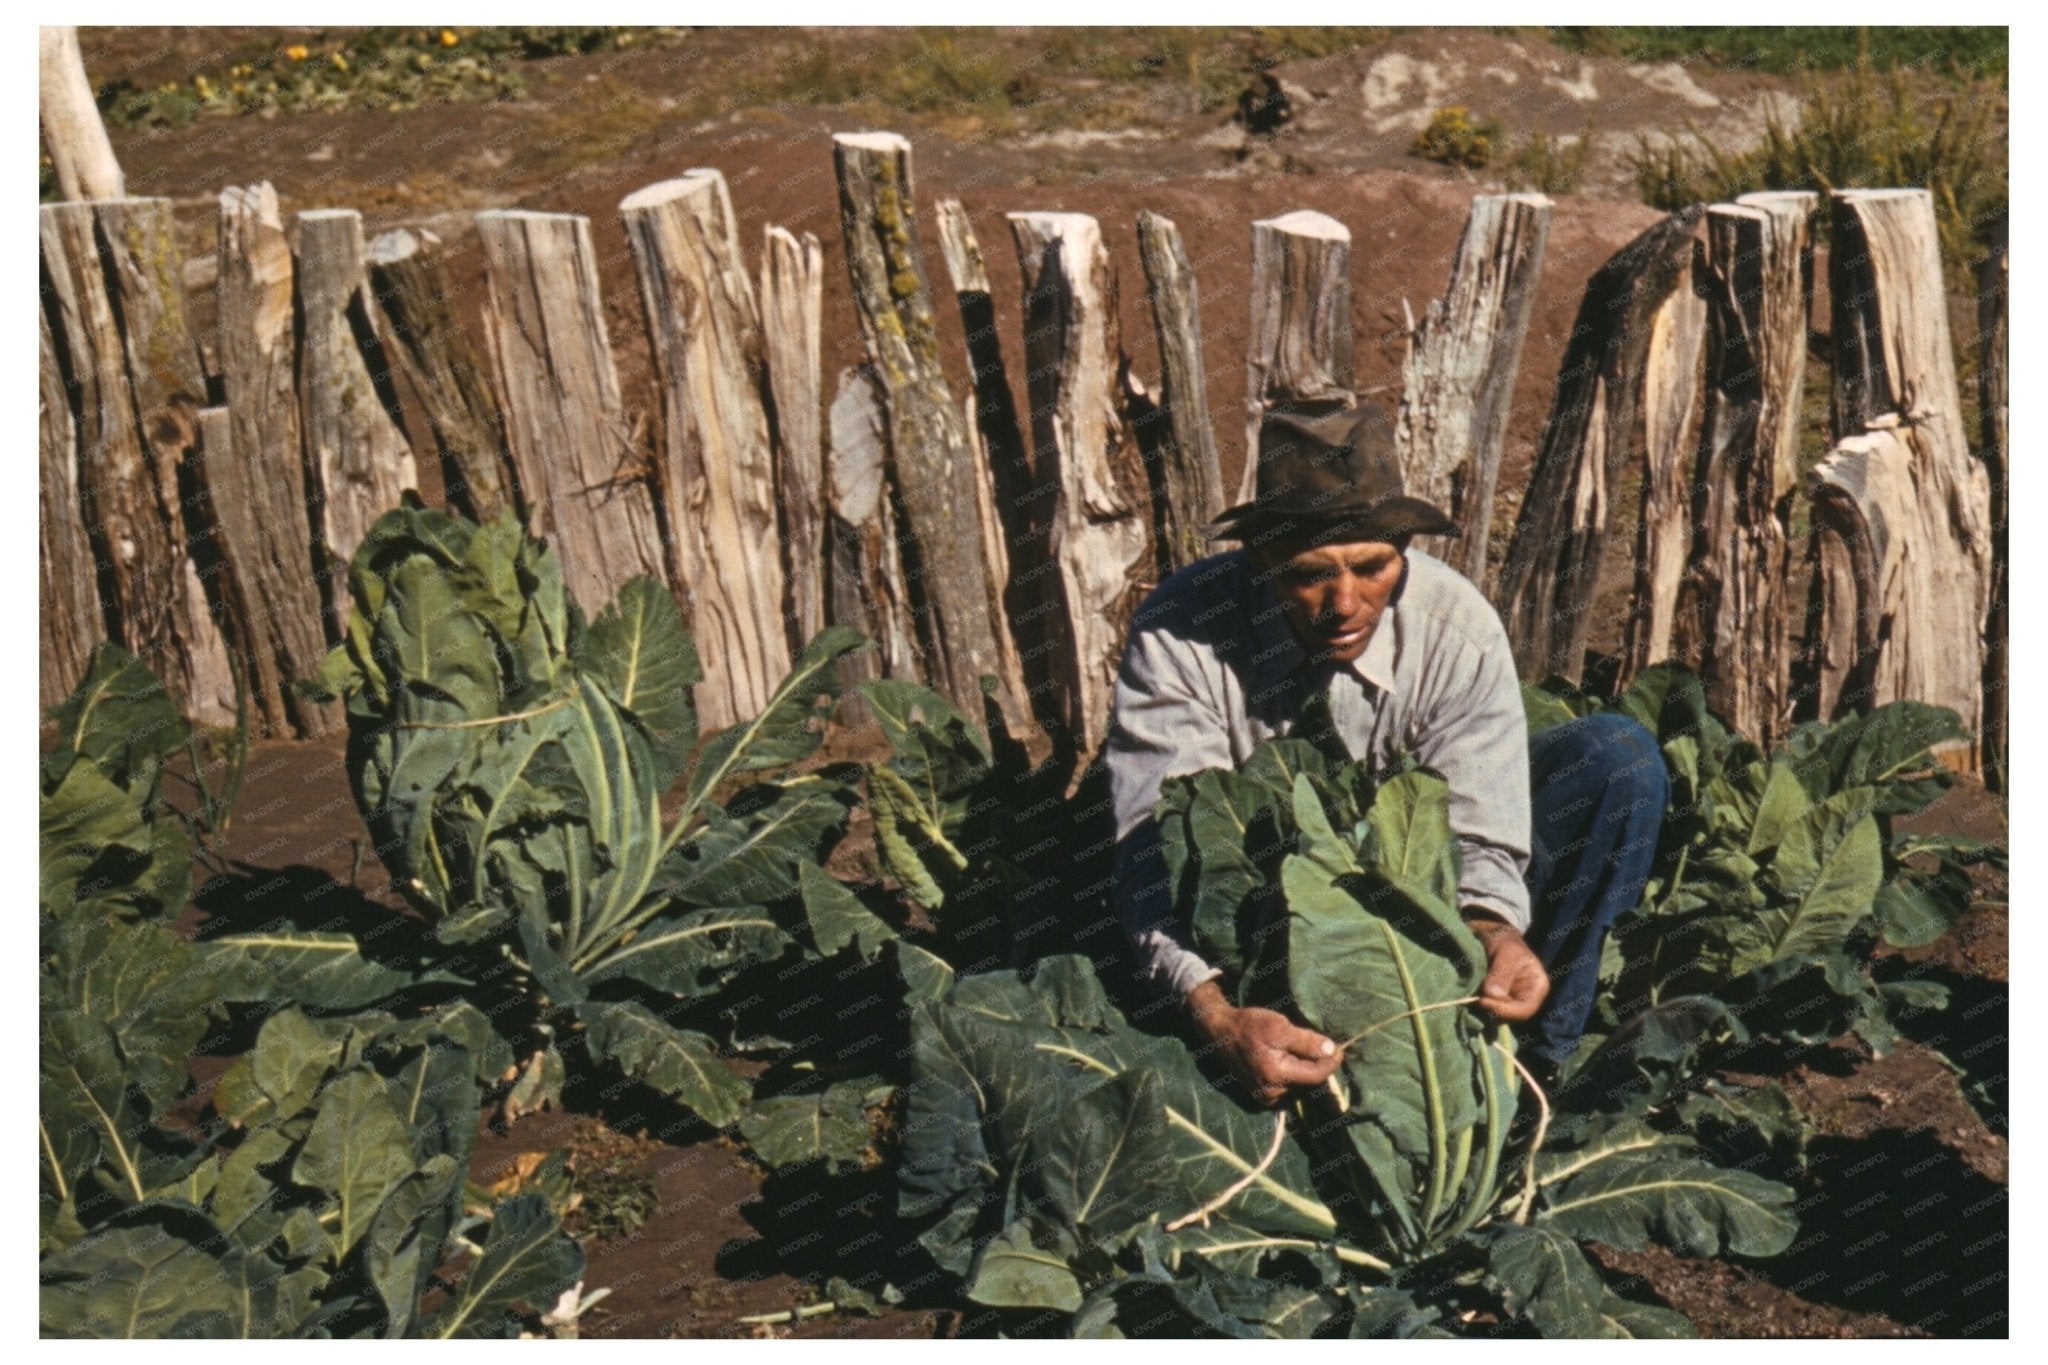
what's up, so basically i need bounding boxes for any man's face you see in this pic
[1262,539,1405,665]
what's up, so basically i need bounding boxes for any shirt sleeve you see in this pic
[1107,610,1231,999]
[1409,617,1533,931]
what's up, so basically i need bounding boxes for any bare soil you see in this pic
[76,26,2009,1339]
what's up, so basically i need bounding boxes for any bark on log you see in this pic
[214,184,335,737]
[40,200,235,726]
[1395,193,1552,585]
[1806,189,1993,765]
[826,364,919,731]
[1007,211,1154,779]
[760,224,827,650]
[365,227,517,522]
[621,173,791,730]
[40,303,100,710]
[298,209,419,629]
[476,209,668,616]
[39,28,123,200]
[1618,247,1708,690]
[1977,217,2007,789]
[1663,194,1814,745]
[1492,208,1702,684]
[1135,210,1225,574]
[1240,209,1353,506]
[832,132,1028,740]
[934,198,1055,762]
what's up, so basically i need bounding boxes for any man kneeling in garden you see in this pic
[1107,400,1669,1104]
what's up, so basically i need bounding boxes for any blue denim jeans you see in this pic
[1519,712,1669,1065]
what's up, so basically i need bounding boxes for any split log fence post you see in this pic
[1618,245,1707,690]
[831,132,1032,743]
[40,305,99,709]
[476,209,668,616]
[298,208,419,631]
[760,224,828,649]
[934,198,1054,760]
[40,199,236,726]
[826,364,921,728]
[1007,211,1154,779]
[1666,193,1814,745]
[1395,193,1552,585]
[39,27,123,201]
[214,184,335,737]
[621,172,792,729]
[1977,217,2007,789]
[1240,209,1353,507]
[1806,189,1993,766]
[1134,210,1225,574]
[1492,208,1701,685]
[364,227,518,522]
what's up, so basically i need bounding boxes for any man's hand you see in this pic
[1464,911,1548,1022]
[1185,979,1342,1107]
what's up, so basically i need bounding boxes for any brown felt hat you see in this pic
[1207,398,1456,549]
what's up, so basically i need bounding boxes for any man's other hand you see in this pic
[1464,911,1548,1022]
[1185,980,1342,1107]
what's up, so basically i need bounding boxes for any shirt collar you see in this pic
[1242,552,1405,695]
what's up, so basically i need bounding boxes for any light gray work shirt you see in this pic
[1106,547,1532,998]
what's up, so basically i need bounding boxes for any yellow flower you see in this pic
[332,51,349,71]
[285,44,308,61]
[440,29,459,46]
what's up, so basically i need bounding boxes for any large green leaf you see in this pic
[41,1011,152,1214]
[966,1218,1085,1312]
[578,999,750,1128]
[422,1194,584,1339]
[1539,1141,1797,1257]
[661,778,854,910]
[292,1068,418,1262]
[739,1081,874,1172]
[365,1153,466,1338]
[1781,700,1967,815]
[39,1207,275,1338]
[685,625,866,806]
[582,906,791,997]
[45,915,214,1113]
[1593,1290,1695,1338]
[39,754,190,923]
[194,929,460,1010]
[47,642,191,795]
[1284,772,1491,1253]
[1486,1225,1605,1338]
[800,861,897,958]
[1753,788,1885,965]
[582,575,700,789]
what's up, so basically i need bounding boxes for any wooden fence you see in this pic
[37,132,2006,783]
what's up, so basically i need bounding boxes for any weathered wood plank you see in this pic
[934,198,1054,762]
[1396,193,1552,585]
[39,27,123,200]
[1977,216,2007,788]
[761,224,828,650]
[365,227,518,522]
[40,302,100,710]
[1806,189,1992,765]
[40,199,235,726]
[832,132,1029,740]
[1492,208,1701,684]
[1240,209,1353,507]
[826,364,919,729]
[1135,209,1225,574]
[1008,210,1154,779]
[476,209,668,616]
[298,208,419,629]
[621,172,791,730]
[213,183,334,736]
[1665,194,1814,745]
[1619,247,1708,690]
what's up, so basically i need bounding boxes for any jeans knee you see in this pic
[1586,714,1669,810]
